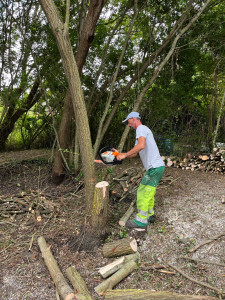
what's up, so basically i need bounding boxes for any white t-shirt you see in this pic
[135,125,165,170]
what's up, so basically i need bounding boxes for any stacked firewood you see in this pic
[164,147,225,174]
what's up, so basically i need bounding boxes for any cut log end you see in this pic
[96,181,109,188]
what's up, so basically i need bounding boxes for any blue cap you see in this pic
[122,112,141,124]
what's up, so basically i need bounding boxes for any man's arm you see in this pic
[117,136,145,160]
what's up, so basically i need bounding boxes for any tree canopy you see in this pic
[0,0,224,154]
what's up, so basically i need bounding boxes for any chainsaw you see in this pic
[98,146,122,165]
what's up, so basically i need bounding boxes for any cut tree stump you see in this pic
[102,237,137,258]
[38,236,77,300]
[98,252,140,278]
[91,181,109,231]
[104,289,218,299]
[95,260,138,295]
[119,201,135,226]
[66,266,93,300]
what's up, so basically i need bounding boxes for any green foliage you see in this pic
[1,0,225,153]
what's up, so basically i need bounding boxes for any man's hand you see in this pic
[117,153,127,160]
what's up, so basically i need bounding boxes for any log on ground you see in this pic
[119,201,135,226]
[99,252,140,278]
[95,260,138,295]
[66,266,93,300]
[105,289,218,300]
[102,237,137,258]
[38,236,77,300]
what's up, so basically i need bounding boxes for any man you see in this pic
[117,112,165,230]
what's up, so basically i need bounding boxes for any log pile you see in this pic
[164,147,225,174]
[95,237,140,296]
[0,191,59,224]
[112,167,174,202]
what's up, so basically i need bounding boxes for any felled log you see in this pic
[95,260,138,295]
[91,181,109,231]
[66,266,93,300]
[102,237,137,258]
[98,252,140,278]
[119,201,135,226]
[104,289,218,299]
[38,236,77,300]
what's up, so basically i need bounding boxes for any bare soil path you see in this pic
[0,149,224,299]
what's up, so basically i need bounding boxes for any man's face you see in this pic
[127,118,136,129]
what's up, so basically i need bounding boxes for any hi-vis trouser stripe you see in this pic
[135,166,165,225]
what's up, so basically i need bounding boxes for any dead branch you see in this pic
[167,263,224,296]
[181,256,225,268]
[189,232,225,253]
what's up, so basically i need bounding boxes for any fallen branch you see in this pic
[167,263,224,296]
[38,236,77,300]
[181,256,225,268]
[189,232,225,253]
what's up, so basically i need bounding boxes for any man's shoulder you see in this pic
[137,124,151,133]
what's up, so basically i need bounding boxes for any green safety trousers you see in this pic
[134,166,165,226]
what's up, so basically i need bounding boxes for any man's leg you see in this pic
[126,166,165,229]
[135,183,156,226]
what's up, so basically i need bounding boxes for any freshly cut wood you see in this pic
[91,181,109,231]
[200,155,209,161]
[104,289,218,299]
[66,266,93,300]
[95,260,137,295]
[38,236,77,300]
[102,237,137,258]
[119,201,135,226]
[98,252,140,278]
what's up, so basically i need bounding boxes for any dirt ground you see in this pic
[0,149,224,300]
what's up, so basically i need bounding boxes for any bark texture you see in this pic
[38,236,77,300]
[39,0,96,212]
[104,289,218,300]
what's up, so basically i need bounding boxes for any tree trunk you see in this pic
[0,77,42,150]
[52,90,73,183]
[52,0,106,181]
[39,0,95,214]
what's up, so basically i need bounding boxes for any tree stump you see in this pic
[102,237,137,258]
[91,181,109,232]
